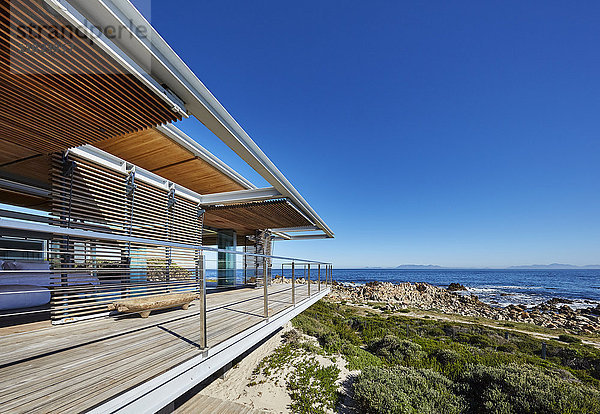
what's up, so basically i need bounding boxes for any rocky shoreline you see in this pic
[326,281,600,335]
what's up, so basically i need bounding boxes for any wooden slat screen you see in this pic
[49,153,203,323]
[48,237,201,322]
[0,0,182,159]
[204,199,314,238]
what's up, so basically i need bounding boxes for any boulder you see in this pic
[447,283,467,292]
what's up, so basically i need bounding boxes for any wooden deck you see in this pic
[0,282,323,414]
[174,394,260,414]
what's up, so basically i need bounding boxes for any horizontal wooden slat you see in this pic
[49,152,203,322]
[95,128,247,194]
[0,0,181,166]
[204,199,313,237]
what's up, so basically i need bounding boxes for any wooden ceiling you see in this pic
[204,199,313,239]
[0,0,184,208]
[0,0,181,160]
[95,128,247,194]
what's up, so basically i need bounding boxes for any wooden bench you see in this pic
[107,292,199,318]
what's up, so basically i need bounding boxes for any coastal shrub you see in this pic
[354,366,465,414]
[294,300,600,392]
[424,326,446,336]
[341,343,383,370]
[545,344,600,383]
[368,336,426,364]
[496,342,518,353]
[558,334,582,343]
[251,343,300,380]
[287,357,340,414]
[292,301,361,346]
[355,317,401,343]
[459,363,600,414]
[282,329,303,344]
[467,333,494,348]
[432,348,462,366]
[320,332,345,353]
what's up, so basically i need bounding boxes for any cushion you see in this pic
[2,260,17,270]
[0,284,51,310]
[0,261,52,287]
[63,273,100,286]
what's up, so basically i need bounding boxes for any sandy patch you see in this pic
[197,323,357,413]
[198,322,294,413]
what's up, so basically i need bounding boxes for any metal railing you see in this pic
[0,215,332,350]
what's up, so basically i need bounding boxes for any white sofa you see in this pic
[0,260,100,311]
[0,260,52,311]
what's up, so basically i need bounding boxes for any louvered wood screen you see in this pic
[1,0,182,155]
[49,153,203,323]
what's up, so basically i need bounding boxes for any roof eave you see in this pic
[61,0,334,238]
[156,124,256,190]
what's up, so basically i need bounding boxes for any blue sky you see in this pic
[139,1,600,268]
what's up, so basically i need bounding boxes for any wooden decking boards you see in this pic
[0,283,315,414]
[175,394,260,414]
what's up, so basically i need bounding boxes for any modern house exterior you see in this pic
[0,0,333,412]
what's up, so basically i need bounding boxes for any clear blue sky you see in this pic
[140,0,600,268]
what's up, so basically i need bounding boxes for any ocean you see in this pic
[330,268,600,309]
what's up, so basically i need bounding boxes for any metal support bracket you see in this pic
[167,184,177,210]
[61,154,76,178]
[125,166,136,198]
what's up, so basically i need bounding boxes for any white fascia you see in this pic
[270,226,321,232]
[69,146,283,207]
[272,233,330,241]
[61,0,334,239]
[201,188,282,205]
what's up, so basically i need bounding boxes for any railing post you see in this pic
[244,252,247,285]
[263,257,268,319]
[255,260,259,286]
[281,263,284,282]
[318,264,321,292]
[292,261,296,306]
[307,264,311,297]
[198,252,207,349]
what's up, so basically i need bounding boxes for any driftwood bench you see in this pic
[107,292,199,318]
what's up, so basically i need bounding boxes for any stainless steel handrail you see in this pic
[0,215,333,351]
[0,217,331,265]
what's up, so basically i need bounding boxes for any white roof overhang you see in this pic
[51,0,334,239]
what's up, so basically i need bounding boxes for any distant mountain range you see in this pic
[507,263,600,270]
[395,264,444,269]
[361,264,600,270]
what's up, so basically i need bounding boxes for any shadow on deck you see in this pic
[0,283,329,414]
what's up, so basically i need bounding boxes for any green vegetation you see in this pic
[289,300,600,414]
[558,333,582,343]
[460,363,600,414]
[288,357,340,413]
[354,366,465,414]
[249,331,339,413]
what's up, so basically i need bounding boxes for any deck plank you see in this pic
[175,393,261,414]
[0,284,315,414]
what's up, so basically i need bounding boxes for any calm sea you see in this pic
[330,269,600,309]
